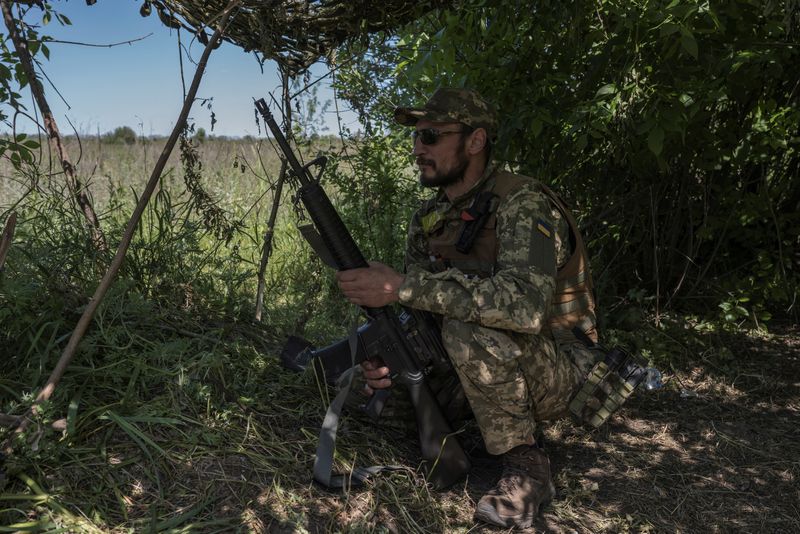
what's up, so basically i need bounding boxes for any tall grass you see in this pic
[0,133,460,532]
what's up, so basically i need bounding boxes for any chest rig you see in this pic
[419,170,598,344]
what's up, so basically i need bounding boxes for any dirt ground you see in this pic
[461,325,800,533]
[196,325,800,533]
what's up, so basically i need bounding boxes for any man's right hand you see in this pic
[361,357,392,394]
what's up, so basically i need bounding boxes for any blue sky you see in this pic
[12,0,355,137]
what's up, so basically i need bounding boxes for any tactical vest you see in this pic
[421,170,598,344]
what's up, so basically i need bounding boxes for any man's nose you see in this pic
[412,137,426,156]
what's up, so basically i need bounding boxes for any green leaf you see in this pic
[659,22,680,36]
[680,28,698,59]
[102,410,167,457]
[531,118,543,137]
[66,398,79,437]
[648,126,664,156]
[595,83,617,97]
[636,118,655,134]
[15,64,28,88]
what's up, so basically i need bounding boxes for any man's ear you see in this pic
[467,128,488,155]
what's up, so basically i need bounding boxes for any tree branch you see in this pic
[46,33,154,48]
[0,0,107,250]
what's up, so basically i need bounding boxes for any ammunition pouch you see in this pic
[568,345,647,428]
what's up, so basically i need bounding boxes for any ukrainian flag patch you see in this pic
[536,219,553,239]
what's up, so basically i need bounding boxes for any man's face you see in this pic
[412,120,470,188]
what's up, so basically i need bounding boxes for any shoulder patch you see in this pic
[536,219,553,239]
[530,218,557,277]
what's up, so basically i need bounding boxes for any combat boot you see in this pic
[474,444,555,529]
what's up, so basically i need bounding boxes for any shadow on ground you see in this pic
[461,324,800,533]
[242,325,800,533]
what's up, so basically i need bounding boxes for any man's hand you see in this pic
[361,357,392,394]
[335,261,405,308]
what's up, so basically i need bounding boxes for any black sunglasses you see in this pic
[411,127,466,145]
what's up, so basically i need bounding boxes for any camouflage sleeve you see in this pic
[398,182,568,334]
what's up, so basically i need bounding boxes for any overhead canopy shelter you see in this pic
[139,0,452,73]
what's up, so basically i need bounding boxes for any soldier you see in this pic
[335,88,598,529]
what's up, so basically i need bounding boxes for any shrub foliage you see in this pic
[334,0,800,325]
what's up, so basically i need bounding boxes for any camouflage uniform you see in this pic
[397,163,586,455]
[344,88,593,457]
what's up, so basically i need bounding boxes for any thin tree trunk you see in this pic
[2,0,242,452]
[0,0,106,250]
[255,159,287,321]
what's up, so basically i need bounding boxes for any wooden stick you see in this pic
[2,0,242,453]
[0,211,16,273]
[0,0,106,251]
[254,159,288,321]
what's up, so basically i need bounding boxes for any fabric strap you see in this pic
[312,321,404,490]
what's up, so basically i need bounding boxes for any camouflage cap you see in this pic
[394,88,498,140]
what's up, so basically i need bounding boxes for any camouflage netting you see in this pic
[136,0,452,73]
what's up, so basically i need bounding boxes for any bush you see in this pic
[334,0,800,324]
[105,125,137,145]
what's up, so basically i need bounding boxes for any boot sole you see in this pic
[473,482,555,529]
[474,501,535,529]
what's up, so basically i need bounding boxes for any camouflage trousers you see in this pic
[341,318,595,455]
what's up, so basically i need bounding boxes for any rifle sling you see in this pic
[312,321,404,490]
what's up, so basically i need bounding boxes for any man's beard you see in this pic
[417,149,469,189]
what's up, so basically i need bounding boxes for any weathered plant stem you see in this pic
[2,0,242,452]
[0,0,106,251]
[255,159,288,321]
[0,211,16,273]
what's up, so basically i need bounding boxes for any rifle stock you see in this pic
[255,98,470,488]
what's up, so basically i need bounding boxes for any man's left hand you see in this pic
[335,261,405,308]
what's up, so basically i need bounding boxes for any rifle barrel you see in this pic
[255,98,311,186]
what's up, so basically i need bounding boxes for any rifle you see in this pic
[254,98,470,490]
